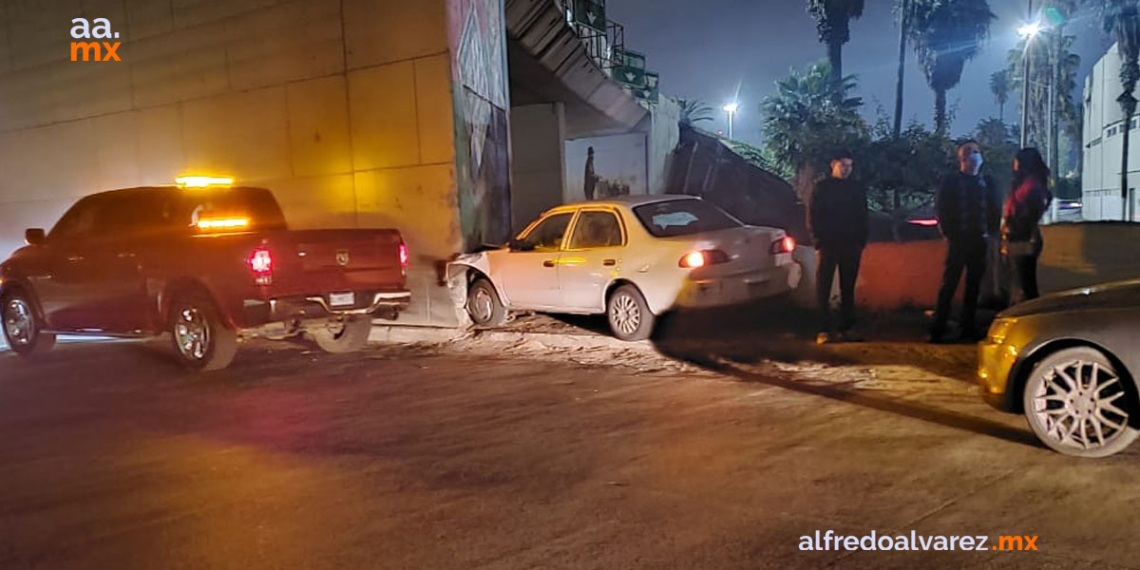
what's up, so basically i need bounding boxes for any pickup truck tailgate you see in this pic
[270,229,406,295]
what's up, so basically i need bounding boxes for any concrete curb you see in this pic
[369,325,655,352]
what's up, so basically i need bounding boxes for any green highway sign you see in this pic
[574,0,606,31]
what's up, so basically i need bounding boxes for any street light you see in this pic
[1017,21,1043,39]
[723,102,739,139]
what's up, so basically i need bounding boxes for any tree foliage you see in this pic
[761,61,867,180]
[1006,35,1081,155]
[989,70,1010,121]
[806,0,866,89]
[908,0,995,134]
[677,98,714,126]
[854,120,956,214]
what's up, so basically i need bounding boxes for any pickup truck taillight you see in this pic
[398,241,409,271]
[248,247,273,285]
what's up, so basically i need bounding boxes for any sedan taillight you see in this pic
[769,236,796,254]
[679,249,730,268]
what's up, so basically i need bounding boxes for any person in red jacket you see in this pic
[1003,148,1053,303]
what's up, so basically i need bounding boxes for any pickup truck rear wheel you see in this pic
[311,317,372,354]
[169,292,237,371]
[2,291,55,357]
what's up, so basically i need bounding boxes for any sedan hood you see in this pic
[1000,278,1140,318]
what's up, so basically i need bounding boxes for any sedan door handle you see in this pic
[543,260,556,268]
[66,255,84,262]
[117,252,136,259]
[603,259,617,266]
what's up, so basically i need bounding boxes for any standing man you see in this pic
[809,150,869,344]
[930,140,1001,342]
[584,146,598,201]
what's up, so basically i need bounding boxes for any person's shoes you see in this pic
[816,332,833,345]
[838,330,864,342]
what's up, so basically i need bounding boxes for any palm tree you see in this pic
[677,99,714,126]
[909,0,996,135]
[761,61,866,203]
[893,0,917,137]
[1101,0,1140,221]
[806,0,866,95]
[990,70,1010,122]
[1004,24,1081,181]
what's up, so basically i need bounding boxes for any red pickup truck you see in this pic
[0,184,410,370]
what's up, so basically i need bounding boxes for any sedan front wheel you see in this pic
[1023,347,1140,458]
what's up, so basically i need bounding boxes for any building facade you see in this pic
[1083,42,1140,222]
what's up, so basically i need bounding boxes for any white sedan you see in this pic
[447,195,802,340]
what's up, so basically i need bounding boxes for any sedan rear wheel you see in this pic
[607,284,654,341]
[1023,347,1140,458]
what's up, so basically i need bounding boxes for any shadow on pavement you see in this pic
[697,356,1039,448]
[651,297,992,381]
[648,298,1037,448]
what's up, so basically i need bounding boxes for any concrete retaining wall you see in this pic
[794,223,1140,312]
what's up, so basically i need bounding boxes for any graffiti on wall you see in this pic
[565,133,648,203]
[450,0,511,248]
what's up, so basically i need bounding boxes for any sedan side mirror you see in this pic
[25,228,45,246]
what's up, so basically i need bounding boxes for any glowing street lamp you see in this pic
[723,102,739,139]
[1017,21,1043,39]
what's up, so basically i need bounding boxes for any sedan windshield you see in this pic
[633,199,742,238]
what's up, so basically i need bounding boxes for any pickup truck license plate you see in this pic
[329,292,356,307]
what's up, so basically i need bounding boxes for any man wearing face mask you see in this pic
[930,140,1001,343]
[808,149,868,344]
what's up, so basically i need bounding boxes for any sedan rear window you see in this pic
[633,199,741,237]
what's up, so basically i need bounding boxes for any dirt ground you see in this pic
[2,325,1138,569]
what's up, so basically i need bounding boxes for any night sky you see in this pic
[608,0,1112,144]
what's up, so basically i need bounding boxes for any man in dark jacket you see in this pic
[809,150,869,344]
[930,140,1001,342]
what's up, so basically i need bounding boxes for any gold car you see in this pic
[978,279,1140,458]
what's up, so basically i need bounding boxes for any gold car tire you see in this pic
[1,290,56,357]
[607,284,654,342]
[1022,347,1140,458]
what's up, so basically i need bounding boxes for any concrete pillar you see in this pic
[0,0,513,328]
[509,103,566,229]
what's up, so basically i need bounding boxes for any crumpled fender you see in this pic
[445,252,492,284]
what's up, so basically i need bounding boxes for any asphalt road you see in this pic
[1,337,1138,570]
